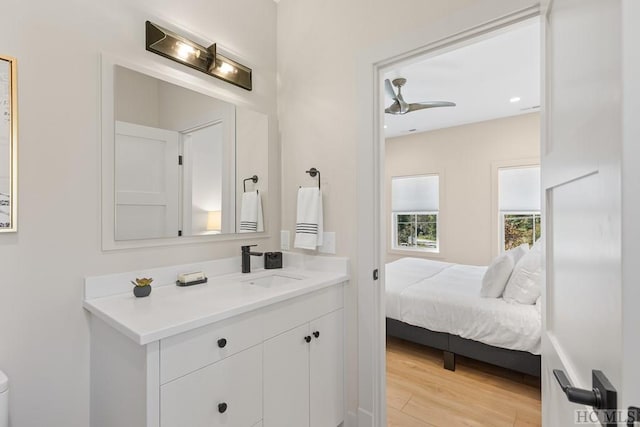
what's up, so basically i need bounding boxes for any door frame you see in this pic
[355,3,542,425]
[621,0,640,411]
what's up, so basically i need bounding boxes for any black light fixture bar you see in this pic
[145,21,252,91]
[210,53,253,91]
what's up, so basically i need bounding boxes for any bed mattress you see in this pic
[385,257,541,354]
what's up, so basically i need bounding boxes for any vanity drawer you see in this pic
[160,311,263,383]
[161,345,262,427]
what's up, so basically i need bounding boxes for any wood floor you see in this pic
[386,337,541,427]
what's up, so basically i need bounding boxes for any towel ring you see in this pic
[243,175,258,192]
[306,168,321,190]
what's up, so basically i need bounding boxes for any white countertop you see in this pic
[84,267,348,345]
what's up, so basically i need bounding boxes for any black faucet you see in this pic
[241,245,263,273]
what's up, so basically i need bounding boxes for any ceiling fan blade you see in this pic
[384,79,398,101]
[385,102,402,115]
[408,101,456,112]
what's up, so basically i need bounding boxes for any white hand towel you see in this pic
[240,191,264,233]
[294,187,323,250]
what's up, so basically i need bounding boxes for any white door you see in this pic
[542,0,639,424]
[263,323,310,427]
[309,309,344,427]
[114,121,179,240]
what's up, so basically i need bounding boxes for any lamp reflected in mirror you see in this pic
[207,210,222,233]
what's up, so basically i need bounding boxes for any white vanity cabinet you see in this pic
[88,280,345,427]
[263,309,344,427]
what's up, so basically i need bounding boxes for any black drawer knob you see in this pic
[218,402,228,413]
[217,338,227,348]
[304,335,312,343]
[313,331,320,338]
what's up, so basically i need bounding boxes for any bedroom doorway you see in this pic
[357,1,640,426]
[380,17,542,427]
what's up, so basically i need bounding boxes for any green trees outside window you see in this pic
[503,213,541,250]
[395,213,438,250]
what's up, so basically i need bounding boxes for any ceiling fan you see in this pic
[384,77,456,115]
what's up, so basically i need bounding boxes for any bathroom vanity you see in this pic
[84,254,348,427]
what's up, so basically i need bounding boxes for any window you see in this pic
[391,175,439,252]
[498,166,541,251]
[503,213,541,250]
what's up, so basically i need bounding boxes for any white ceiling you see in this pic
[384,19,540,138]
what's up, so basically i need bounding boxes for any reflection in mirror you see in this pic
[0,55,16,232]
[112,65,267,241]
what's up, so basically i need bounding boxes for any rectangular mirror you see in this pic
[101,57,268,249]
[0,55,17,233]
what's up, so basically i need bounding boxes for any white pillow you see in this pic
[480,244,529,298]
[507,243,530,265]
[504,240,543,304]
[480,253,514,297]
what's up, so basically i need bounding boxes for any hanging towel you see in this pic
[240,191,264,233]
[294,187,323,250]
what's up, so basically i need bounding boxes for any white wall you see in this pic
[276,0,540,420]
[0,1,277,426]
[114,66,161,128]
[386,113,540,266]
[235,107,269,232]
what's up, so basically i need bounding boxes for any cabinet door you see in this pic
[160,345,262,427]
[309,309,344,427]
[263,323,310,427]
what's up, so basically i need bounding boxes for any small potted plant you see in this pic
[131,277,153,298]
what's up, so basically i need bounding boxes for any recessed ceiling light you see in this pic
[384,125,388,129]
[510,96,521,103]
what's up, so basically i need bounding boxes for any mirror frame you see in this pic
[0,54,17,233]
[101,53,270,250]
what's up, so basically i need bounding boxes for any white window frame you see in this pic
[495,162,541,253]
[500,210,541,251]
[391,211,439,253]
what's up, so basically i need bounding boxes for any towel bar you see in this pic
[305,168,321,190]
[243,175,258,192]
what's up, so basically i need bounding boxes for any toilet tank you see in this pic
[0,370,7,427]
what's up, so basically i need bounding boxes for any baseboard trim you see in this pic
[358,407,374,427]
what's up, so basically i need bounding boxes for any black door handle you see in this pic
[218,402,228,413]
[553,369,600,407]
[553,369,617,427]
[304,335,311,343]
[313,331,320,338]
[217,338,227,348]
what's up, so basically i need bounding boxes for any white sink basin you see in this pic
[242,274,303,288]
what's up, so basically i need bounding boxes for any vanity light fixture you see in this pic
[145,21,252,91]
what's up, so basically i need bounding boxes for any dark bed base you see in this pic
[386,318,541,377]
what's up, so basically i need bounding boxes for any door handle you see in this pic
[553,369,617,427]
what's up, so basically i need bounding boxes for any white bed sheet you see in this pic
[385,257,541,354]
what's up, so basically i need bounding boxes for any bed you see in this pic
[385,257,541,376]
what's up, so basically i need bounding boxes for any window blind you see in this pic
[391,175,439,212]
[499,166,540,211]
